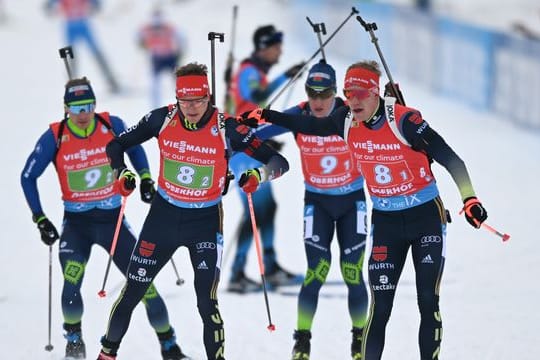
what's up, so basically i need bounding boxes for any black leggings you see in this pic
[104,195,225,360]
[363,198,447,360]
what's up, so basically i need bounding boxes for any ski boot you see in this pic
[266,263,301,287]
[351,327,364,360]
[64,323,86,359]
[227,271,261,293]
[98,337,119,360]
[96,351,116,360]
[159,327,190,360]
[291,330,311,360]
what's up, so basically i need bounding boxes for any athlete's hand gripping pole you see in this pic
[247,193,276,331]
[459,201,510,242]
[98,196,128,297]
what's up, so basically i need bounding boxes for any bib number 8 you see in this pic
[177,166,196,184]
[374,164,392,184]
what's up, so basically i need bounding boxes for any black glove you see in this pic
[384,81,406,105]
[462,197,488,228]
[140,178,156,203]
[285,62,305,78]
[34,215,59,245]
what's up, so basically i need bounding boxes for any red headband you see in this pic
[176,75,210,98]
[344,67,379,91]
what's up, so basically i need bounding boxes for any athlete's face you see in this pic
[177,95,210,123]
[257,43,282,65]
[344,89,380,123]
[306,88,335,118]
[65,102,96,129]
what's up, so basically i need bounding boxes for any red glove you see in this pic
[117,168,137,197]
[238,168,262,193]
[461,197,488,228]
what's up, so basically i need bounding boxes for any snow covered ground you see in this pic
[1,0,538,359]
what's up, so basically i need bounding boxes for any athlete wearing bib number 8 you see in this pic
[98,63,289,360]
[20,77,187,360]
[240,60,488,360]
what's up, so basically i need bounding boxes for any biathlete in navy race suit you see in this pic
[97,63,289,360]
[20,77,186,360]
[240,60,488,360]
[255,60,369,360]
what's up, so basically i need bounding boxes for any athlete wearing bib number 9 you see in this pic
[21,77,186,360]
[98,62,289,360]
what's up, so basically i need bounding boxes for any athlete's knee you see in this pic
[198,299,223,325]
[340,258,365,286]
[304,258,331,287]
[63,259,86,286]
[417,292,440,315]
[142,283,160,303]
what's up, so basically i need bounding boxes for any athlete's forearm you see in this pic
[261,109,340,137]
[415,127,476,200]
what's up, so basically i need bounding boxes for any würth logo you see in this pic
[372,246,388,262]
[139,240,156,257]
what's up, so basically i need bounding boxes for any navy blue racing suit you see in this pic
[252,99,480,359]
[101,104,289,359]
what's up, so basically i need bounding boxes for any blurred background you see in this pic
[1,0,539,359]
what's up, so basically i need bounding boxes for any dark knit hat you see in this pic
[64,80,96,105]
[253,25,283,51]
[305,60,337,91]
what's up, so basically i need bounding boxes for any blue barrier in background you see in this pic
[292,1,540,129]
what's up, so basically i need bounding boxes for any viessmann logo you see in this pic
[63,146,106,161]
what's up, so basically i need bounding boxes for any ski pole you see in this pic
[267,6,359,109]
[208,31,235,196]
[355,14,405,106]
[170,258,185,286]
[458,207,511,242]
[246,192,276,331]
[59,46,74,80]
[481,223,511,242]
[98,196,127,297]
[278,16,327,109]
[223,5,238,110]
[44,245,54,352]
[306,16,327,61]
[208,32,225,106]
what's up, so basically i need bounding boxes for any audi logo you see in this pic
[420,235,441,244]
[196,242,216,250]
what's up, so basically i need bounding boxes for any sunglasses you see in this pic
[177,97,209,107]
[306,87,335,100]
[343,88,373,100]
[68,102,96,114]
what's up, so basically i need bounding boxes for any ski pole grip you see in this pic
[59,46,74,59]
[208,32,225,42]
